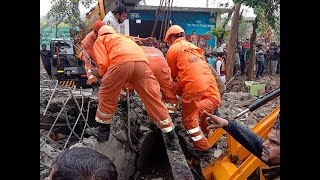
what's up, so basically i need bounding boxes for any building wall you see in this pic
[128,10,218,47]
[216,12,222,28]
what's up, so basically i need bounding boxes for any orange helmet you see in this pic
[98,25,117,36]
[164,25,185,43]
[93,21,105,32]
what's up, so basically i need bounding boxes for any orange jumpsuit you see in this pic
[80,31,98,85]
[141,46,178,106]
[93,34,175,133]
[166,37,221,151]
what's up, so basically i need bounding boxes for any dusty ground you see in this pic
[40,60,280,180]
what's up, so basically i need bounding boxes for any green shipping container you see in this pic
[40,26,71,50]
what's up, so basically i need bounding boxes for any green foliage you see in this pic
[46,0,96,32]
[234,0,280,29]
[238,22,252,39]
[207,26,228,37]
[274,16,280,42]
[206,26,229,42]
[40,19,46,28]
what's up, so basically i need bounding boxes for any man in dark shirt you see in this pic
[205,111,280,179]
[40,44,52,78]
[270,46,280,75]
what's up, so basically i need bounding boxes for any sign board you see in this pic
[128,10,217,47]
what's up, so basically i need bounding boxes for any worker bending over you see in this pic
[164,25,221,159]
[86,25,178,147]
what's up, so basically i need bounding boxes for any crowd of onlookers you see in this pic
[133,37,279,82]
[191,38,280,80]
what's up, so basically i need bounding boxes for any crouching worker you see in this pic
[140,44,179,114]
[85,25,178,148]
[117,44,179,116]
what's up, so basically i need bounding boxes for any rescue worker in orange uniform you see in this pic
[79,20,105,94]
[164,25,221,157]
[86,25,178,145]
[116,45,179,117]
[120,43,179,114]
[140,45,179,113]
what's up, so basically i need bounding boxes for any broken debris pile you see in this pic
[40,78,174,179]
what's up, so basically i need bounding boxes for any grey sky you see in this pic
[40,0,256,17]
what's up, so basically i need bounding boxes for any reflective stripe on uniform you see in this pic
[155,117,172,126]
[165,103,176,114]
[97,110,114,119]
[88,75,95,79]
[95,116,112,124]
[186,126,201,134]
[190,133,205,141]
[165,103,176,108]
[161,124,175,133]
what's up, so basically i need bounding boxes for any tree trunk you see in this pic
[219,5,235,43]
[237,9,244,43]
[222,5,235,29]
[247,17,258,80]
[225,3,241,81]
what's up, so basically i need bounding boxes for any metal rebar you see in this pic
[234,109,250,119]
[79,100,94,143]
[121,118,141,143]
[68,88,87,122]
[40,122,80,127]
[64,107,81,140]
[126,88,135,150]
[64,92,85,149]
[68,88,97,136]
[47,93,72,137]
[225,71,240,87]
[43,80,59,116]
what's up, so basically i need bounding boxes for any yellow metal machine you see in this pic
[73,0,111,58]
[202,106,280,180]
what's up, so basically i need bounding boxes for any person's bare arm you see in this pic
[204,111,264,160]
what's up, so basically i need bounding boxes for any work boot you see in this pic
[85,124,110,143]
[163,130,180,150]
[194,149,214,168]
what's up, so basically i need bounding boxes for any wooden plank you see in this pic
[162,132,195,180]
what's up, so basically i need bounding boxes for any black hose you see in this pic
[248,87,280,111]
